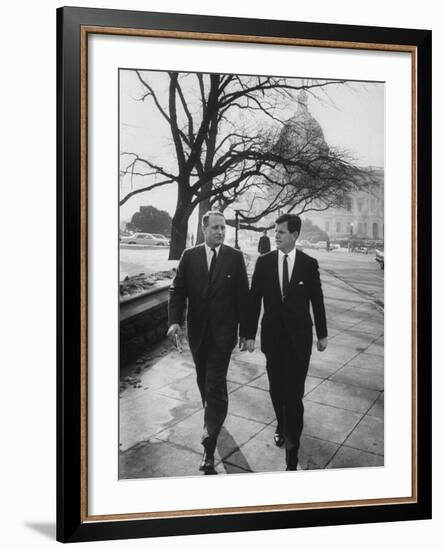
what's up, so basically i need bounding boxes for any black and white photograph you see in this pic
[0,0,436,545]
[118,69,385,479]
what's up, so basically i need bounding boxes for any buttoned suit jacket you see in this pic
[245,249,327,353]
[168,244,249,354]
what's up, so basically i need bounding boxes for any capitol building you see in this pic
[272,89,384,242]
[305,167,384,240]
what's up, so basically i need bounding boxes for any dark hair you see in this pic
[202,210,225,228]
[275,213,301,234]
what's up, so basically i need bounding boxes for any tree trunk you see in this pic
[169,217,189,260]
[169,187,192,260]
[196,100,218,244]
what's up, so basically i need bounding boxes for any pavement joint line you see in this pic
[323,267,384,311]
[303,387,321,398]
[304,392,378,415]
[340,443,384,458]
[141,405,204,441]
[314,368,383,395]
[215,422,273,464]
[231,358,266,371]
[323,443,344,469]
[154,390,200,405]
[137,372,196,394]
[320,395,383,469]
[227,377,268,390]
[321,375,384,392]
[325,439,384,469]
[226,383,246,394]
[302,432,346,447]
[311,358,383,393]
[151,437,203,457]
[120,434,201,457]
[304,395,381,415]
[326,318,374,337]
[313,351,363,383]
[339,359,384,373]
[363,350,384,358]
[226,411,275,426]
[120,384,196,406]
[320,343,379,379]
[217,460,252,473]
[365,411,384,420]
[335,397,384,456]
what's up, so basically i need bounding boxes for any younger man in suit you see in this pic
[245,214,328,470]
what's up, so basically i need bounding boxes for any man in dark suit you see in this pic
[168,211,249,474]
[258,230,271,255]
[245,213,328,471]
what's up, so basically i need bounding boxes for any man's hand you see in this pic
[167,323,183,352]
[239,336,247,351]
[317,337,328,352]
[167,323,180,338]
[246,339,255,353]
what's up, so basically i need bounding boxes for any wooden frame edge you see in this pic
[63,14,429,539]
[82,25,417,53]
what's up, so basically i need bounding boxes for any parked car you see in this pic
[120,232,166,245]
[150,233,170,245]
[375,246,384,269]
[331,238,350,249]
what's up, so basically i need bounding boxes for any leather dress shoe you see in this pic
[199,452,217,474]
[273,432,285,447]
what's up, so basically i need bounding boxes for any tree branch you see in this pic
[119,179,174,206]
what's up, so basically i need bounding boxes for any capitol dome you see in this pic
[275,90,329,159]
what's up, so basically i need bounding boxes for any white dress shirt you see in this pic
[204,243,221,270]
[278,247,297,298]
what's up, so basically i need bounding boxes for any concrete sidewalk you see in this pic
[119,268,384,479]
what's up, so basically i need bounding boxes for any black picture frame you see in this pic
[57,6,432,543]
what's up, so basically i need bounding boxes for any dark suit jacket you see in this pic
[245,249,327,353]
[258,235,271,254]
[168,244,249,353]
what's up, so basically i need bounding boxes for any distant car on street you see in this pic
[375,246,384,269]
[120,232,167,246]
[151,233,170,245]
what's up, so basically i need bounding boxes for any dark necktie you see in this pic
[209,248,217,281]
[282,254,289,299]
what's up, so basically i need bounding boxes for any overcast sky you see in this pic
[119,70,384,226]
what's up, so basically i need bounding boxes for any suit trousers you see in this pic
[265,329,312,469]
[191,324,232,455]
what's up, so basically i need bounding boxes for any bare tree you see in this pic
[120,71,371,259]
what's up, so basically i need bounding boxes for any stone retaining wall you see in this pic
[120,282,170,365]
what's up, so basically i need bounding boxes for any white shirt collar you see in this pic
[278,246,297,262]
[204,243,221,255]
